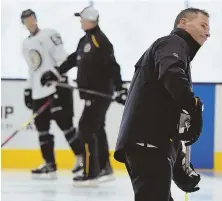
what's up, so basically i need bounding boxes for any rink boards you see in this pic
[1,79,222,170]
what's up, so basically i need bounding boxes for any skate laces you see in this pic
[37,164,46,169]
[38,163,54,171]
[75,156,83,167]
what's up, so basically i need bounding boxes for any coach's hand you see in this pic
[173,154,200,193]
[41,70,59,86]
[115,86,128,105]
[177,97,203,146]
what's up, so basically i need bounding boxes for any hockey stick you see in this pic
[50,82,116,101]
[1,99,52,147]
[185,145,191,201]
[183,119,191,201]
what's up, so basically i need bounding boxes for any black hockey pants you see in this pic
[33,93,82,165]
[78,97,111,177]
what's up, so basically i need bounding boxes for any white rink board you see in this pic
[2,80,222,153]
[215,85,222,152]
[1,80,124,149]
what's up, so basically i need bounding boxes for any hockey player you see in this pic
[41,6,127,185]
[21,9,83,178]
[114,8,210,201]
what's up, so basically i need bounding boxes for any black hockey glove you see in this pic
[115,86,128,105]
[176,97,203,146]
[173,152,200,193]
[41,69,61,86]
[24,88,33,110]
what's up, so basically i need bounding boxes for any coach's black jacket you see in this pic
[59,25,122,99]
[114,28,201,162]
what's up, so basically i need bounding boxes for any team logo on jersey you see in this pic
[85,100,92,107]
[28,49,42,70]
[83,43,91,52]
[173,53,179,58]
[50,33,63,46]
[77,55,81,60]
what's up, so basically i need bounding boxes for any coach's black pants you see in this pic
[78,97,111,177]
[124,145,174,201]
[33,93,82,165]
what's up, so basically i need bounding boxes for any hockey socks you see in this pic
[39,133,55,165]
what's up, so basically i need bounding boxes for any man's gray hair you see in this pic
[174,8,210,28]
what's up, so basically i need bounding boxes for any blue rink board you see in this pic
[191,84,215,169]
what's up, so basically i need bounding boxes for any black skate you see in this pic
[72,155,84,176]
[73,174,98,187]
[31,163,57,180]
[98,162,115,183]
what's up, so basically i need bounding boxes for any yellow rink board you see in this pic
[215,152,222,171]
[1,149,222,171]
[1,149,126,170]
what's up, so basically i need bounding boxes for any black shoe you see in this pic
[98,162,115,183]
[31,163,57,180]
[73,174,98,187]
[72,155,84,175]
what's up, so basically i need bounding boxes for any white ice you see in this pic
[2,170,222,201]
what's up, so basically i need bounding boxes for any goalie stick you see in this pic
[1,99,52,147]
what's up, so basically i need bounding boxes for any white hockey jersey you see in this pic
[22,28,68,100]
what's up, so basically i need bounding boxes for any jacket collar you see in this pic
[29,27,40,37]
[85,25,100,34]
[171,28,201,61]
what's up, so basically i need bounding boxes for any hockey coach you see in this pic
[114,8,210,201]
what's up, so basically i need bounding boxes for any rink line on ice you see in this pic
[1,149,222,170]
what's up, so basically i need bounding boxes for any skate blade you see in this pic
[73,179,99,188]
[31,172,57,180]
[98,174,115,183]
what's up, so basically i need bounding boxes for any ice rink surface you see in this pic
[2,170,222,201]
